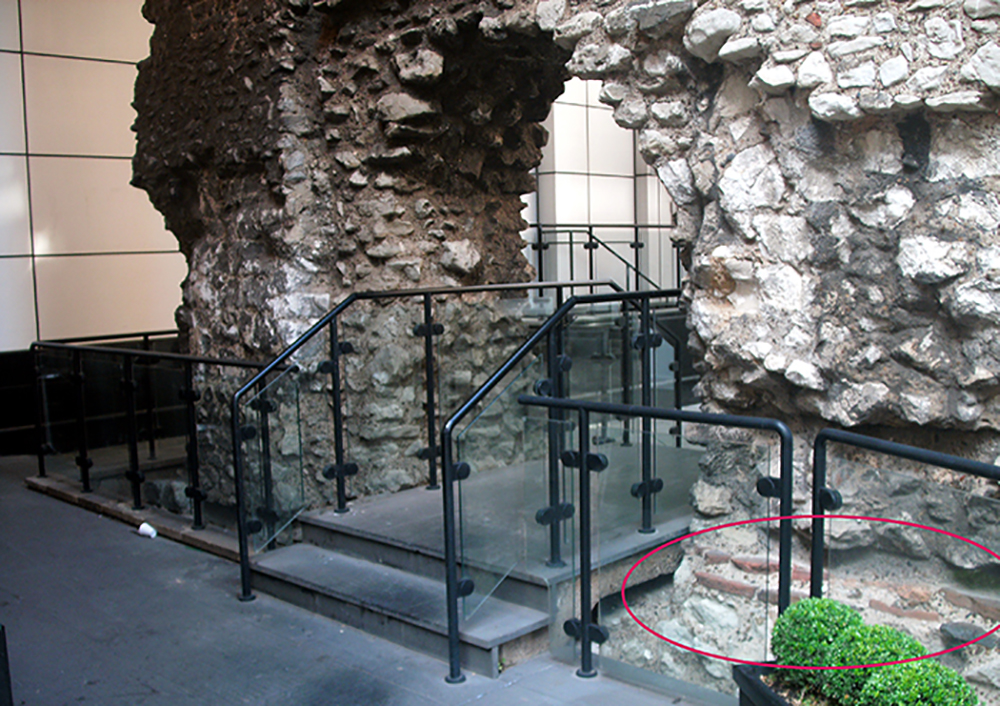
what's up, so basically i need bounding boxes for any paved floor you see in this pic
[0,455,706,706]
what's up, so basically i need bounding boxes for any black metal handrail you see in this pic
[810,428,1000,599]
[439,287,687,683]
[230,280,625,601]
[527,223,681,293]
[48,330,178,345]
[32,338,275,531]
[516,395,793,680]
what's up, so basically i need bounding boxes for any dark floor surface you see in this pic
[0,455,704,706]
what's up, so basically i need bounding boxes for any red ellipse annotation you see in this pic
[621,514,1000,670]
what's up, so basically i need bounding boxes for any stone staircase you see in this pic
[249,457,696,678]
[250,483,550,678]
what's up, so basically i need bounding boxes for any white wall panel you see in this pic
[0,0,19,51]
[0,155,30,255]
[0,257,37,350]
[0,52,25,153]
[588,107,633,177]
[589,175,634,224]
[30,156,173,255]
[35,252,185,340]
[23,55,137,157]
[548,102,589,174]
[20,0,150,62]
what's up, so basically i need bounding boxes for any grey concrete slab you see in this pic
[0,455,710,706]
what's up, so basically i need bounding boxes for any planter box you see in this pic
[732,664,791,706]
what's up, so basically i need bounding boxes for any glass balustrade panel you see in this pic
[590,425,779,702]
[823,448,1000,705]
[454,353,557,619]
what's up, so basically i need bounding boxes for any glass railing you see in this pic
[238,360,307,552]
[231,281,637,601]
[595,427,778,701]
[32,339,272,529]
[453,353,550,618]
[821,446,1000,705]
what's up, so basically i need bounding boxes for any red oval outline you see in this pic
[621,514,1000,669]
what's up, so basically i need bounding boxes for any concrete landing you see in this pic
[3,454,715,705]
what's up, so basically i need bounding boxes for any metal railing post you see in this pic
[639,299,655,533]
[440,432,465,684]
[122,355,144,510]
[72,350,92,493]
[544,320,566,568]
[324,317,358,513]
[32,346,47,478]
[181,360,205,530]
[417,293,442,490]
[576,406,597,678]
[141,334,157,460]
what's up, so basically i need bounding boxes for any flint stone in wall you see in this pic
[718,144,784,212]
[376,93,436,122]
[838,61,877,89]
[440,240,482,276]
[964,43,1000,90]
[691,479,734,516]
[898,235,972,284]
[568,42,633,78]
[809,92,863,120]
[828,15,871,38]
[656,158,697,205]
[651,100,688,126]
[536,0,566,31]
[393,48,444,85]
[797,51,833,88]
[848,185,914,230]
[926,18,965,60]
[554,12,603,49]
[966,0,1000,18]
[753,63,796,94]
[879,56,909,88]
[629,0,696,39]
[926,91,990,111]
[615,97,649,128]
[718,37,762,63]
[683,9,741,63]
[828,36,884,58]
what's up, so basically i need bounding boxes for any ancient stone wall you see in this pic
[134,0,1000,693]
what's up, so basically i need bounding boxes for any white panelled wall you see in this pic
[524,78,678,291]
[0,0,185,352]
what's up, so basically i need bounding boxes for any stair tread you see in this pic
[253,543,548,649]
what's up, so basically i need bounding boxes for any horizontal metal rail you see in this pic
[811,428,1000,599]
[32,341,273,371]
[47,330,178,345]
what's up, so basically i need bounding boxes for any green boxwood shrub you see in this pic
[820,624,927,704]
[771,597,863,688]
[856,659,978,706]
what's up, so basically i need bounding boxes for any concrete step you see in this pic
[299,510,552,613]
[251,543,549,678]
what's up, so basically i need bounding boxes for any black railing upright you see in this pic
[810,428,1000,599]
